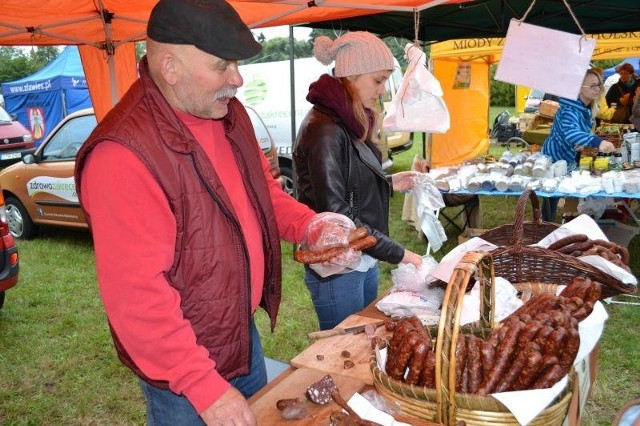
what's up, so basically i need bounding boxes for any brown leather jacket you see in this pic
[75,57,282,388]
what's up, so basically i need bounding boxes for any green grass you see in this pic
[1,111,638,424]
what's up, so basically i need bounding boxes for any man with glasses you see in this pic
[605,63,639,124]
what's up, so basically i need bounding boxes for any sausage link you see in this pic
[349,235,377,252]
[518,321,543,346]
[508,293,557,321]
[548,234,589,251]
[560,277,591,300]
[294,246,347,264]
[388,319,418,356]
[405,340,429,385]
[386,321,418,379]
[348,227,368,242]
[558,240,594,255]
[496,340,538,392]
[454,335,469,392]
[389,330,421,381]
[420,351,437,389]
[480,340,495,381]
[573,301,594,321]
[611,245,630,265]
[477,322,522,395]
[531,364,565,389]
[543,328,567,358]
[513,344,544,391]
[546,310,572,330]
[533,325,554,349]
[466,336,482,394]
[558,327,580,370]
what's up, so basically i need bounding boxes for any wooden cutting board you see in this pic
[249,367,365,425]
[290,314,392,385]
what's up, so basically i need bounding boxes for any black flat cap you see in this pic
[147,0,262,60]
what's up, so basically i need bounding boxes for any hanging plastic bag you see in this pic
[383,43,450,134]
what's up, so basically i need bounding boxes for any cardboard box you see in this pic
[596,219,640,247]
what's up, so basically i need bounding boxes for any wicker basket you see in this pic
[371,251,576,425]
[479,189,559,246]
[486,189,636,299]
[539,100,559,118]
[596,131,623,149]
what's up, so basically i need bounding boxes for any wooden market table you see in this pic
[249,282,601,425]
[247,298,397,425]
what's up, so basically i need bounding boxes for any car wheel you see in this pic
[279,165,294,196]
[0,291,4,309]
[5,196,37,240]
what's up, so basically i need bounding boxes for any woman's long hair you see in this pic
[585,67,604,116]
[340,77,384,147]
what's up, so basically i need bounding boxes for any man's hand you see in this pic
[200,387,256,426]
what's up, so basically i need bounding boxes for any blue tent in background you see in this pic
[1,46,92,146]
[603,56,640,80]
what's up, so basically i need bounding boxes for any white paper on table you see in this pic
[575,301,608,362]
[347,392,412,426]
[375,291,442,325]
[460,277,524,325]
[427,237,498,283]
[535,214,637,285]
[495,19,595,99]
[536,214,608,247]
[492,377,569,426]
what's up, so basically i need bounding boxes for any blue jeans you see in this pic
[304,265,379,330]
[139,319,267,425]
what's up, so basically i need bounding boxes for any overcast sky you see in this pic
[251,25,312,41]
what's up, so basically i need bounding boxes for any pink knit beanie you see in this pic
[313,31,395,78]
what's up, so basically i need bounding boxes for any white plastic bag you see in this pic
[301,212,362,277]
[383,43,450,134]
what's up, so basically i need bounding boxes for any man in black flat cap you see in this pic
[74,0,349,424]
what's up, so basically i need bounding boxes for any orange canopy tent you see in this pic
[2,0,637,126]
[0,0,470,121]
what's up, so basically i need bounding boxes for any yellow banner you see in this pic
[431,32,640,61]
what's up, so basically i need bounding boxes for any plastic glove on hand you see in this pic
[302,212,354,252]
[392,171,422,193]
[598,140,616,154]
[401,249,423,268]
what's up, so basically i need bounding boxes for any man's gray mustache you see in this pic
[213,88,238,100]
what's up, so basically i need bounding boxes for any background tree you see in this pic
[0,46,61,83]
[241,36,313,64]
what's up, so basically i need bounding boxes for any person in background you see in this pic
[541,67,616,222]
[293,32,423,330]
[74,1,355,424]
[631,90,640,130]
[605,63,639,124]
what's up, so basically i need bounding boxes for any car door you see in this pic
[17,112,97,227]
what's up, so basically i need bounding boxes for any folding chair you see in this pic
[438,194,479,233]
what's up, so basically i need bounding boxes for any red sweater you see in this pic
[81,113,314,413]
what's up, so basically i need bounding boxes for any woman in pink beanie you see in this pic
[293,31,423,330]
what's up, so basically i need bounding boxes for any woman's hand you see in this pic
[391,171,422,192]
[598,140,616,153]
[400,249,423,268]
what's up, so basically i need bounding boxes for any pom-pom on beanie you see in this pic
[313,31,395,78]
